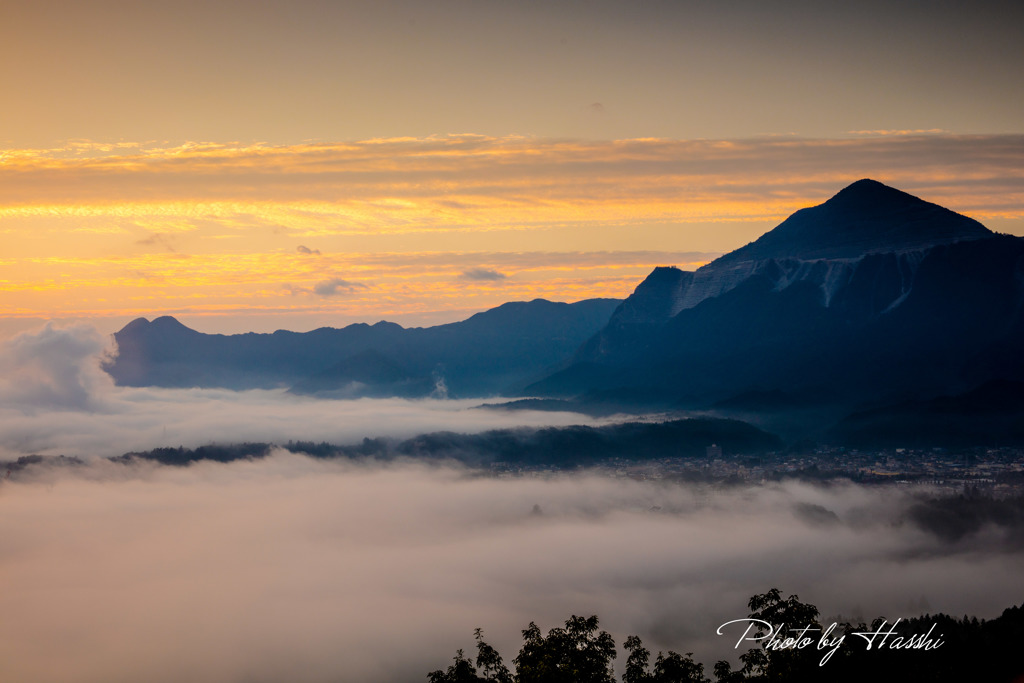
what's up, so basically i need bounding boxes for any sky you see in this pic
[1,0,1023,334]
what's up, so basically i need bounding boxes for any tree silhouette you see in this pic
[475,628,512,683]
[428,629,512,683]
[712,588,822,683]
[428,590,1024,683]
[622,635,651,683]
[428,649,480,683]
[651,651,708,683]
[623,635,708,683]
[513,615,617,683]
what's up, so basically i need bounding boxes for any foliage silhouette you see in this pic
[429,590,1024,683]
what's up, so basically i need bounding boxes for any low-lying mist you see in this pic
[2,453,1022,683]
[0,324,612,460]
[2,323,1022,682]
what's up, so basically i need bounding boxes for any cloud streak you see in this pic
[312,278,367,296]
[460,267,507,281]
[2,134,1023,224]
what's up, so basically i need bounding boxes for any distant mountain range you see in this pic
[105,179,1024,446]
[104,298,622,398]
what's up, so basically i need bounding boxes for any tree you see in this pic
[513,615,617,683]
[714,588,822,683]
[427,629,512,683]
[712,659,746,683]
[623,635,652,683]
[652,651,708,683]
[475,628,512,683]
[428,649,481,683]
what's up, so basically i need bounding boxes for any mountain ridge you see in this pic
[104,178,1024,447]
[528,180,1024,426]
[716,178,992,264]
[104,297,623,397]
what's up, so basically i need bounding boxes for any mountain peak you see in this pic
[119,317,151,334]
[714,179,992,264]
[114,316,197,340]
[141,316,199,337]
[826,178,929,212]
[150,315,189,329]
[833,177,899,197]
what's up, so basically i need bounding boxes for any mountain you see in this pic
[103,298,622,397]
[717,178,991,263]
[288,349,436,398]
[528,180,1024,426]
[826,380,1024,449]
[581,179,992,337]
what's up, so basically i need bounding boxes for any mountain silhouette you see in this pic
[104,178,1024,447]
[718,178,990,264]
[527,180,1024,431]
[104,298,622,397]
[827,379,1024,448]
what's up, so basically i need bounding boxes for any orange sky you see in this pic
[2,2,1022,334]
[1,133,1023,334]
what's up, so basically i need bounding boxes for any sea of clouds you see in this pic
[1,324,1022,682]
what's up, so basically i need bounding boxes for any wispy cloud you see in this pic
[460,268,507,281]
[135,232,179,253]
[2,134,1022,225]
[312,278,367,296]
[847,128,949,136]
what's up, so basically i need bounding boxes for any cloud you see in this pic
[312,278,367,296]
[848,128,948,136]
[0,386,608,462]
[135,232,178,252]
[2,135,1022,225]
[460,268,508,281]
[0,457,1020,683]
[296,245,320,255]
[0,323,112,412]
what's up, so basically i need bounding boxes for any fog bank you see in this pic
[1,454,1020,682]
[0,324,611,459]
